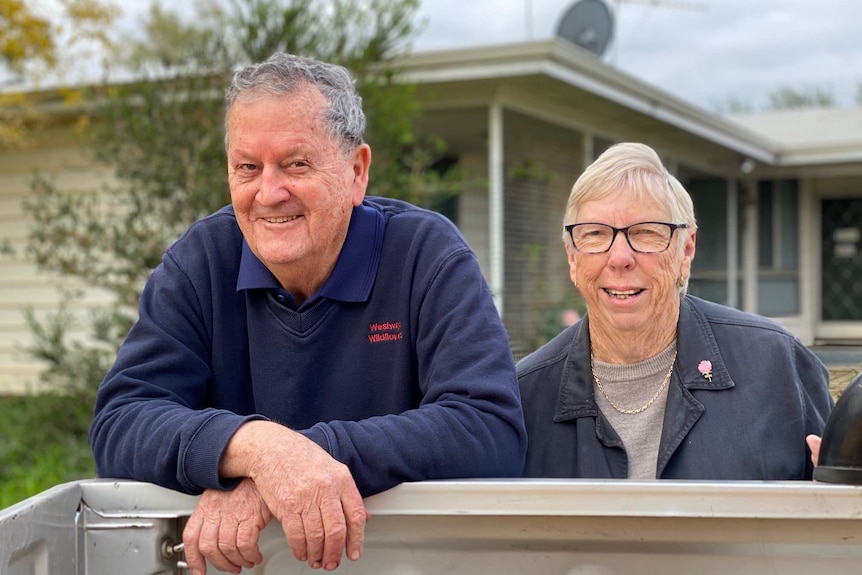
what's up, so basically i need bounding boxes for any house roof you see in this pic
[729,107,862,166]
[399,39,862,169]
[12,39,862,169]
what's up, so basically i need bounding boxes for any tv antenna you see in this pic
[555,0,708,61]
[608,0,709,64]
[613,0,707,10]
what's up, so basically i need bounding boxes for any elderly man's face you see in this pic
[567,186,695,336]
[226,86,369,296]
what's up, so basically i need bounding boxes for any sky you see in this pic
[107,0,862,114]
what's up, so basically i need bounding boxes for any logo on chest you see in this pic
[368,321,403,343]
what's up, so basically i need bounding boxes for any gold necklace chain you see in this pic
[591,351,677,415]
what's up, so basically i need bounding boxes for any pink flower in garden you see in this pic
[698,360,713,382]
[561,309,580,327]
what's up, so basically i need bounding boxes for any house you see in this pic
[2,38,861,392]
[397,40,862,356]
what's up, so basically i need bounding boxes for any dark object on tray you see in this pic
[814,371,862,484]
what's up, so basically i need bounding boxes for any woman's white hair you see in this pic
[562,142,698,291]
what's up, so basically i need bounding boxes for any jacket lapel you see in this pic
[657,295,736,476]
[554,317,598,422]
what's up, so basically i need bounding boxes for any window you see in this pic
[757,180,799,316]
[688,178,732,306]
[688,177,799,317]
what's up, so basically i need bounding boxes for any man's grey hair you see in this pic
[224,53,366,153]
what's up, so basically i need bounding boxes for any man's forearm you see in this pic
[220,420,283,479]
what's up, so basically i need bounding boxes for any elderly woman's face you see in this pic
[567,185,695,336]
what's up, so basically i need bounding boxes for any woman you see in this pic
[518,142,833,480]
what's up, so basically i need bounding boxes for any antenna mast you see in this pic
[608,0,708,65]
[614,0,707,9]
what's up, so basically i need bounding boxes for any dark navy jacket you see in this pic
[90,197,526,496]
[517,295,833,480]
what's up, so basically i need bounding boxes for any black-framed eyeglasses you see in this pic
[564,221,690,254]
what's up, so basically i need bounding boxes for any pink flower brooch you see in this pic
[698,360,713,382]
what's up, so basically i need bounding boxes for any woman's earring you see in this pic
[678,275,685,288]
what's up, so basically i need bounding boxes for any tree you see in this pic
[22,0,461,394]
[0,0,118,148]
[0,0,117,78]
[710,95,755,115]
[1,0,57,76]
[713,83,851,115]
[767,85,836,110]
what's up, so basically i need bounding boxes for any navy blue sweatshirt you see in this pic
[90,197,527,496]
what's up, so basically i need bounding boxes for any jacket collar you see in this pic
[553,294,736,423]
[675,294,735,391]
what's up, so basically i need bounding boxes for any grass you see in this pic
[0,365,859,511]
[828,365,861,399]
[0,392,95,510]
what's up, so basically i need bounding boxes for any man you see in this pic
[90,53,526,574]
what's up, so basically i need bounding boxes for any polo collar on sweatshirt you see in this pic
[236,202,385,305]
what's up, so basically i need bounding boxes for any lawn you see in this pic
[0,392,95,509]
[828,366,859,399]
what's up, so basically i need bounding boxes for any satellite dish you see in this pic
[556,0,614,57]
